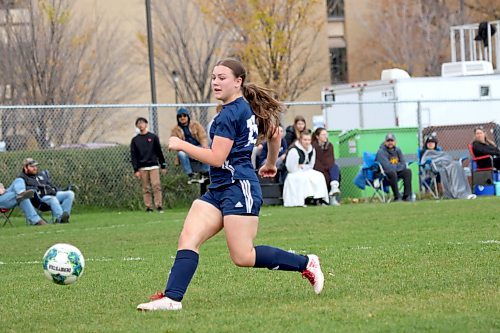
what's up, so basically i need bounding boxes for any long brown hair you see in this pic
[474,126,496,146]
[293,115,307,139]
[312,127,326,144]
[216,58,282,139]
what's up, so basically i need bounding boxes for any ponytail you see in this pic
[242,83,282,140]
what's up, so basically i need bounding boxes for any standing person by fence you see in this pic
[130,117,167,213]
[137,58,324,312]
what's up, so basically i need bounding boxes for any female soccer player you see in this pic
[137,58,324,311]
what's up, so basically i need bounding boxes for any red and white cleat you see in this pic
[301,254,324,294]
[137,292,182,311]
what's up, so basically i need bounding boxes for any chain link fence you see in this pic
[0,99,499,208]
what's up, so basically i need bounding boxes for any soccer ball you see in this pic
[42,243,85,285]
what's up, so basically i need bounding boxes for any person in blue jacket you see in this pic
[137,58,324,311]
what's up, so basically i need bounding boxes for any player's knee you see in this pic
[230,253,253,267]
[178,231,200,252]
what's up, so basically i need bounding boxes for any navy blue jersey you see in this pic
[209,97,258,188]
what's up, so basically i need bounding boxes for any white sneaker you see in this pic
[329,181,340,196]
[329,196,340,206]
[137,293,182,311]
[302,254,324,295]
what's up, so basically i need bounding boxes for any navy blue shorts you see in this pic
[200,180,263,216]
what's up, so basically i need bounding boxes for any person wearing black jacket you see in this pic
[472,126,500,169]
[19,158,74,223]
[130,117,167,213]
[284,115,306,148]
[376,133,413,201]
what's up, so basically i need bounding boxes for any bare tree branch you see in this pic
[0,0,136,149]
[356,0,466,78]
[140,0,229,126]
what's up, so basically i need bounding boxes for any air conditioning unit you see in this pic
[441,61,494,77]
[381,68,411,80]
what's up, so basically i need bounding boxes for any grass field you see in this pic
[0,198,499,333]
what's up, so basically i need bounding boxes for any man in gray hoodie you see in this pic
[376,133,412,201]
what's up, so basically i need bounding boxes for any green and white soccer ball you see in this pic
[42,243,85,285]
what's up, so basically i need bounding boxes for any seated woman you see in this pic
[420,134,442,194]
[312,127,341,206]
[472,126,500,169]
[257,126,287,182]
[420,134,475,199]
[283,130,329,207]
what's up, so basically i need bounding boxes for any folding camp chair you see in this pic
[355,152,415,203]
[356,152,391,203]
[29,192,56,224]
[419,148,469,199]
[468,143,498,187]
[1,207,15,227]
[418,148,441,199]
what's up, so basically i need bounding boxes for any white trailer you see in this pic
[321,69,500,131]
[322,20,500,131]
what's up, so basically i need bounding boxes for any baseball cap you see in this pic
[385,133,396,141]
[426,135,438,144]
[23,158,39,167]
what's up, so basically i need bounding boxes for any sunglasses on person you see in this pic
[385,139,394,142]
[178,114,188,118]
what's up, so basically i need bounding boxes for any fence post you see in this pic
[417,101,423,149]
[358,89,364,129]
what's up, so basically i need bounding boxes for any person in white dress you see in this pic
[283,130,329,207]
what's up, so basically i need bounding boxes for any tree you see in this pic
[0,0,135,149]
[356,0,467,77]
[137,0,229,126]
[465,0,500,20]
[199,0,326,101]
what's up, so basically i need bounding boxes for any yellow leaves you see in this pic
[70,30,91,48]
[39,0,71,24]
[136,32,147,48]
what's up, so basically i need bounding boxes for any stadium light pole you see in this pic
[145,0,158,134]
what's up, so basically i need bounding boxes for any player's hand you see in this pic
[258,163,277,178]
[161,169,167,176]
[168,137,184,151]
[134,171,141,178]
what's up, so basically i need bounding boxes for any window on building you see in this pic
[327,0,344,18]
[329,47,347,83]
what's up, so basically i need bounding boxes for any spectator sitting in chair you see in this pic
[376,133,413,202]
[472,126,500,169]
[420,134,443,194]
[170,108,209,184]
[283,130,329,207]
[312,127,341,206]
[0,179,46,225]
[19,158,75,223]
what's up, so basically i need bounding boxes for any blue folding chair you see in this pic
[354,152,391,203]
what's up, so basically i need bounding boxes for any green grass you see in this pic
[0,198,499,333]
